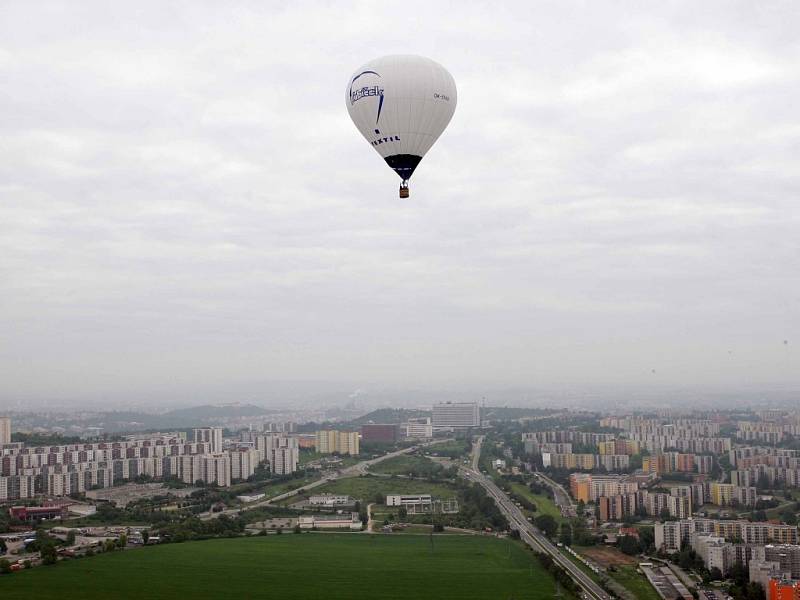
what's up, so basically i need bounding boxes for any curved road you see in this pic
[464,436,609,600]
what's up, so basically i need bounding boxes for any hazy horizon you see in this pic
[2,2,799,407]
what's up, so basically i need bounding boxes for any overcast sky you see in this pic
[1,2,799,407]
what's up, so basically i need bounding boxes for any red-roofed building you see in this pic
[769,579,800,600]
[9,504,68,522]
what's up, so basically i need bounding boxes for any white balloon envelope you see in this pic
[346,55,457,198]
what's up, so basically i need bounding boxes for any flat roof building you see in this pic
[432,402,479,430]
[360,424,398,444]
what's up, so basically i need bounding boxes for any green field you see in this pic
[313,475,459,502]
[426,439,469,457]
[609,566,661,600]
[509,482,564,523]
[0,534,569,599]
[260,474,322,498]
[368,454,440,476]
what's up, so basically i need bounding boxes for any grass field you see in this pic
[368,455,439,476]
[509,482,564,523]
[425,439,469,457]
[260,475,321,498]
[567,549,658,600]
[0,534,569,599]
[608,566,661,600]
[313,475,459,503]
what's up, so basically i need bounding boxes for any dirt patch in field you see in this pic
[579,546,638,567]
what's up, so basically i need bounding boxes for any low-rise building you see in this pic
[360,424,398,444]
[308,494,352,507]
[403,417,433,440]
[386,494,432,507]
[298,513,362,530]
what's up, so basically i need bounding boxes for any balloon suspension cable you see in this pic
[399,180,409,199]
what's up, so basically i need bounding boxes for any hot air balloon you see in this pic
[346,55,457,198]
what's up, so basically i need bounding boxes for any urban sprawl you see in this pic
[2,404,800,600]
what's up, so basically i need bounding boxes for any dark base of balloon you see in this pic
[384,154,422,180]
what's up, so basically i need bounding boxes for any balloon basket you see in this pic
[399,183,409,199]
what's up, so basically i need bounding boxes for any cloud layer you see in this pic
[1,2,799,404]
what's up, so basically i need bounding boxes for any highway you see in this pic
[463,436,609,600]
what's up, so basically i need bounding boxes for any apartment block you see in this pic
[315,430,359,455]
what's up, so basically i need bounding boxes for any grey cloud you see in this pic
[1,1,798,406]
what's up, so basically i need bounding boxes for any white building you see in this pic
[309,494,352,507]
[749,560,788,590]
[269,436,299,475]
[404,417,433,439]
[298,513,362,530]
[386,494,432,507]
[432,402,479,430]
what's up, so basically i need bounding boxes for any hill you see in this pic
[346,407,431,426]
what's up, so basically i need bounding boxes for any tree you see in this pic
[66,530,76,546]
[559,522,573,546]
[0,559,11,574]
[534,514,558,538]
[41,544,58,565]
[618,535,639,556]
[142,530,149,544]
[0,539,6,555]
[398,507,408,520]
[117,534,127,549]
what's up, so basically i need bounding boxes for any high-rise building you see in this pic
[432,402,479,430]
[270,437,299,475]
[229,447,260,481]
[0,417,10,446]
[315,430,359,455]
[569,473,592,503]
[193,427,223,453]
[201,454,231,487]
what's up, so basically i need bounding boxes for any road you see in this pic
[464,437,609,600]
[535,470,577,518]
[200,439,451,520]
